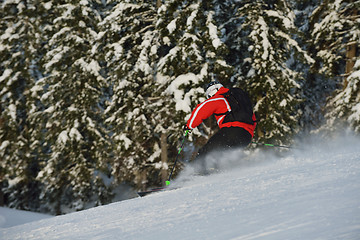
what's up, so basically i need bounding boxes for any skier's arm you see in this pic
[186,100,217,129]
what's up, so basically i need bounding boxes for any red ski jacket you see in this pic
[186,87,256,137]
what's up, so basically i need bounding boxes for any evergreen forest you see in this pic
[0,0,359,215]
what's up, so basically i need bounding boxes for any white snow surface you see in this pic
[1,135,360,240]
[0,207,52,229]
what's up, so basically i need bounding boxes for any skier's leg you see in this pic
[224,127,252,149]
[192,129,229,173]
[196,128,229,159]
[194,127,252,172]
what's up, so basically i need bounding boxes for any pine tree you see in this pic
[0,0,44,211]
[35,0,112,214]
[156,0,233,161]
[226,0,314,144]
[310,0,360,133]
[99,1,164,190]
[100,0,234,189]
[289,0,334,133]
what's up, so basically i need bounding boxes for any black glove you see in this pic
[184,125,192,132]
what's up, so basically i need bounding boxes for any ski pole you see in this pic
[251,141,298,150]
[166,130,189,186]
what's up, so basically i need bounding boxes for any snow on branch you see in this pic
[207,11,222,49]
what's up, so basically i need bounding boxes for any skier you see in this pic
[184,81,256,165]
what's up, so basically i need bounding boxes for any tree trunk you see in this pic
[160,133,168,185]
[0,188,3,206]
[345,42,357,88]
[157,0,162,8]
[344,9,358,89]
[0,112,4,206]
[135,169,148,191]
[256,95,264,139]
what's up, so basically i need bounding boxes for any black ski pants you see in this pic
[196,127,252,161]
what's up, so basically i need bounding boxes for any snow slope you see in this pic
[0,207,52,229]
[1,135,360,240]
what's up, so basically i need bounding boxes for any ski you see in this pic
[137,187,179,197]
[137,187,166,197]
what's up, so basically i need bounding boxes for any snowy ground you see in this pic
[1,134,360,240]
[0,207,52,229]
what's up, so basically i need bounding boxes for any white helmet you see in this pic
[205,81,223,98]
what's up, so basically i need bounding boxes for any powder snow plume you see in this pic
[173,131,360,188]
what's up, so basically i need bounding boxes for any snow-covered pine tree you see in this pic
[101,0,234,189]
[99,1,165,190]
[35,0,112,215]
[310,0,360,133]
[342,58,360,132]
[227,0,314,144]
[0,0,44,211]
[288,0,335,134]
[156,0,233,162]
